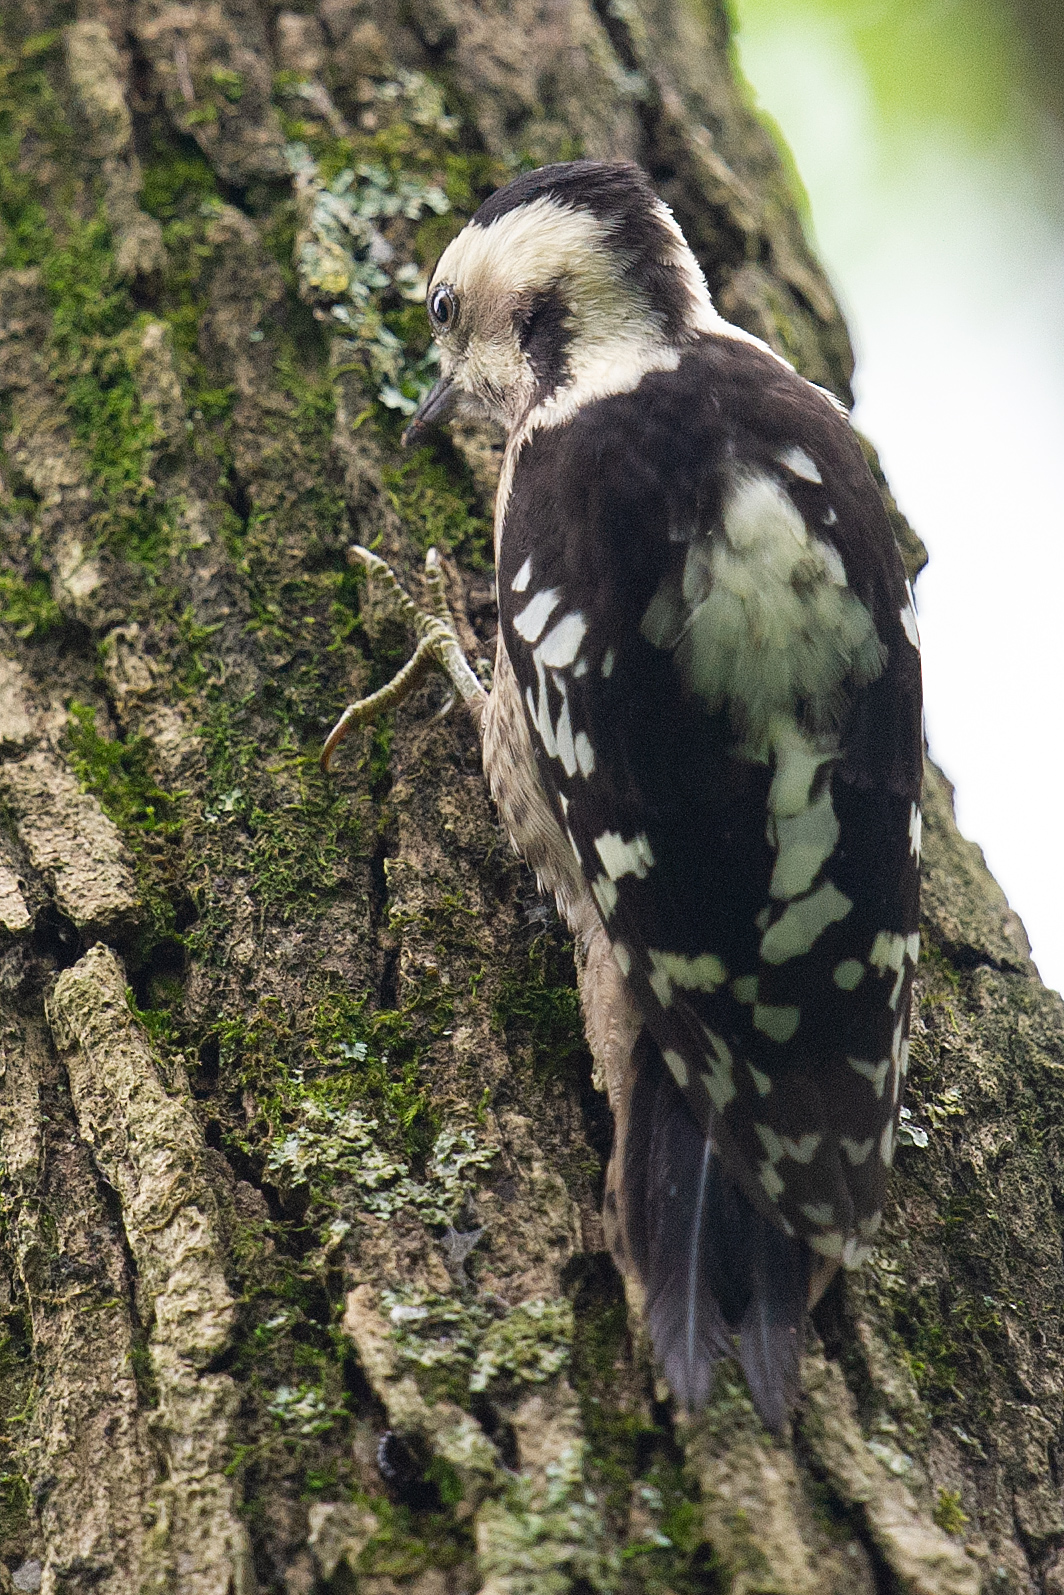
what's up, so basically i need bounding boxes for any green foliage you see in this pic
[354,1494,473,1580]
[0,569,62,638]
[735,0,1050,145]
[932,1488,968,1536]
[41,219,173,564]
[888,1281,961,1409]
[0,31,176,566]
[0,31,69,271]
[0,1469,30,1549]
[66,701,182,839]
[140,140,220,221]
[380,1290,574,1407]
[311,992,437,1157]
[63,700,184,958]
[469,1297,573,1391]
[138,134,232,435]
[382,1287,490,1404]
[382,445,492,570]
[215,989,471,1195]
[194,697,363,923]
[567,1264,720,1588]
[494,932,588,1080]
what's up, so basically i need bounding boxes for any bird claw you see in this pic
[321,545,487,771]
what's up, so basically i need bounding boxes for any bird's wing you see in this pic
[498,335,921,1418]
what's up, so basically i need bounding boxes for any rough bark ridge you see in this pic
[0,1,1058,1592]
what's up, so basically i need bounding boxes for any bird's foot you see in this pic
[321,545,488,772]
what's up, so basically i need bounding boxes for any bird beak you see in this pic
[401,375,456,447]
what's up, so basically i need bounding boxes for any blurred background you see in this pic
[729,0,1064,992]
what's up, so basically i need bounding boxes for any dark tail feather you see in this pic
[621,1035,809,1431]
[736,1221,808,1433]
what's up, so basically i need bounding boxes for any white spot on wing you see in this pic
[724,471,807,551]
[732,975,758,1004]
[656,473,885,758]
[767,786,840,900]
[840,1136,874,1165]
[601,647,615,678]
[612,942,631,977]
[801,1202,835,1226]
[646,949,727,1007]
[511,556,532,593]
[818,539,848,586]
[759,881,853,964]
[747,1063,772,1096]
[513,588,560,643]
[664,1049,689,1088]
[850,1056,890,1097]
[901,580,920,651]
[574,731,595,777]
[909,803,922,861]
[594,830,654,882]
[648,965,672,1008]
[700,1028,735,1109]
[777,445,822,484]
[537,611,587,669]
[554,690,577,776]
[833,959,865,990]
[869,930,920,1009]
[591,873,618,918]
[766,721,833,818]
[809,1232,845,1258]
[756,1123,784,1163]
[782,1132,821,1163]
[753,1003,800,1043]
[760,1162,785,1201]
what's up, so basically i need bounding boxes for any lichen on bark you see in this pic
[0,0,1058,1592]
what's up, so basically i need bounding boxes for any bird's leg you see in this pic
[321,545,488,772]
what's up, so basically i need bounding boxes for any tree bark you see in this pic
[0,2,1058,1592]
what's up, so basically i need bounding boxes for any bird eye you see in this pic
[429,283,459,331]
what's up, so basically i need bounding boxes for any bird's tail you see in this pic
[605,1032,809,1432]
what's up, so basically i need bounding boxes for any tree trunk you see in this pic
[0,2,1057,1592]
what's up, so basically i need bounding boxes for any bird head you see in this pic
[403,161,719,443]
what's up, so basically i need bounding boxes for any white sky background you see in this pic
[730,4,1064,992]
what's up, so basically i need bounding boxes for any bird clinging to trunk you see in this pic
[324,160,923,1433]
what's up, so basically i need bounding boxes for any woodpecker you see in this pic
[338,161,923,1432]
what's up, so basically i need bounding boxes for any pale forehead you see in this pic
[431,195,614,301]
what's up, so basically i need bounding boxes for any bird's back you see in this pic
[494,332,922,1426]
